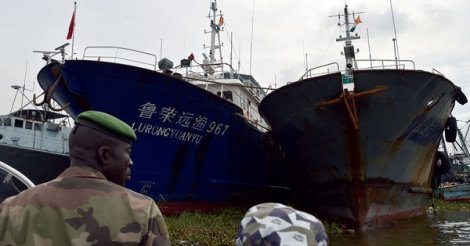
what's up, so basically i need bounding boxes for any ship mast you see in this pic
[334,5,363,76]
[204,0,224,67]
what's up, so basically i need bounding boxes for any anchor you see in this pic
[33,74,70,112]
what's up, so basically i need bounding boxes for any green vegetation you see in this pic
[323,221,347,234]
[430,199,470,211]
[165,208,345,245]
[164,200,466,245]
[165,209,244,246]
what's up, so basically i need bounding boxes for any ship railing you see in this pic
[176,65,268,131]
[165,61,268,102]
[300,62,341,80]
[175,61,265,100]
[355,59,416,70]
[299,59,417,81]
[173,62,237,80]
[0,160,35,198]
[82,46,158,70]
[172,61,270,130]
[432,68,446,77]
[0,160,35,202]
[196,77,268,130]
[0,161,35,188]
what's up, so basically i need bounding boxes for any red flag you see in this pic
[66,12,75,40]
[188,53,195,61]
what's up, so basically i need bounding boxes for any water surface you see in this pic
[330,210,470,245]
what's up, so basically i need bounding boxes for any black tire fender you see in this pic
[435,151,450,175]
[454,86,468,105]
[444,116,457,143]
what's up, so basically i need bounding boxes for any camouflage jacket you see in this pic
[0,166,170,246]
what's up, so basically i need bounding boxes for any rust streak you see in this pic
[317,97,343,108]
[348,118,366,228]
[317,85,387,108]
[351,95,358,123]
[343,93,359,130]
[314,84,388,228]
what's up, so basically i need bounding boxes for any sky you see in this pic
[1,0,469,122]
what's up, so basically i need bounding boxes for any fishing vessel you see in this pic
[435,183,470,202]
[0,86,71,187]
[36,0,286,213]
[434,120,470,201]
[258,5,467,229]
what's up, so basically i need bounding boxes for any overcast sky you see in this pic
[1,0,469,121]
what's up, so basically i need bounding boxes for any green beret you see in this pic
[76,110,136,143]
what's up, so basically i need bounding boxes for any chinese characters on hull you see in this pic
[132,102,230,144]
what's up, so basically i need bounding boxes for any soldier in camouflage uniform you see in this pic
[236,203,329,246]
[0,110,171,245]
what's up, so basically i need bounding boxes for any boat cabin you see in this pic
[0,109,71,154]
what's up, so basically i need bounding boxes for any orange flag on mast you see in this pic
[354,15,362,24]
[218,16,224,26]
[350,15,362,32]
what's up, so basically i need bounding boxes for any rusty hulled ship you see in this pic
[259,5,467,229]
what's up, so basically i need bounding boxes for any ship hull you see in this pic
[0,144,69,185]
[37,60,286,212]
[435,183,470,202]
[259,70,458,229]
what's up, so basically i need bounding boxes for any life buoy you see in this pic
[454,86,468,105]
[444,116,457,142]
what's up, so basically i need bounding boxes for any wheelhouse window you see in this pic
[25,121,33,130]
[217,91,233,102]
[240,95,247,110]
[14,119,24,128]
[34,123,43,131]
[3,118,11,126]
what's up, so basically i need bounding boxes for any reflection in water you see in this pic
[432,210,470,245]
[331,210,470,246]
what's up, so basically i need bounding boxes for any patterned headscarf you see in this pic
[235,203,329,246]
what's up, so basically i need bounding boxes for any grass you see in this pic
[164,199,469,245]
[430,198,470,211]
[164,208,345,245]
[165,208,244,246]
[323,221,347,234]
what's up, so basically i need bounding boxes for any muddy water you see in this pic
[330,210,470,245]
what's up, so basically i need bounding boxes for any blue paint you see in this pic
[404,116,443,146]
[37,60,284,203]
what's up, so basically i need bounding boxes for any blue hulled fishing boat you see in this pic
[36,0,286,213]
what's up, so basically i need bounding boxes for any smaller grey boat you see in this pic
[0,98,71,187]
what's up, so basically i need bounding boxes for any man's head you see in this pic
[69,111,137,186]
